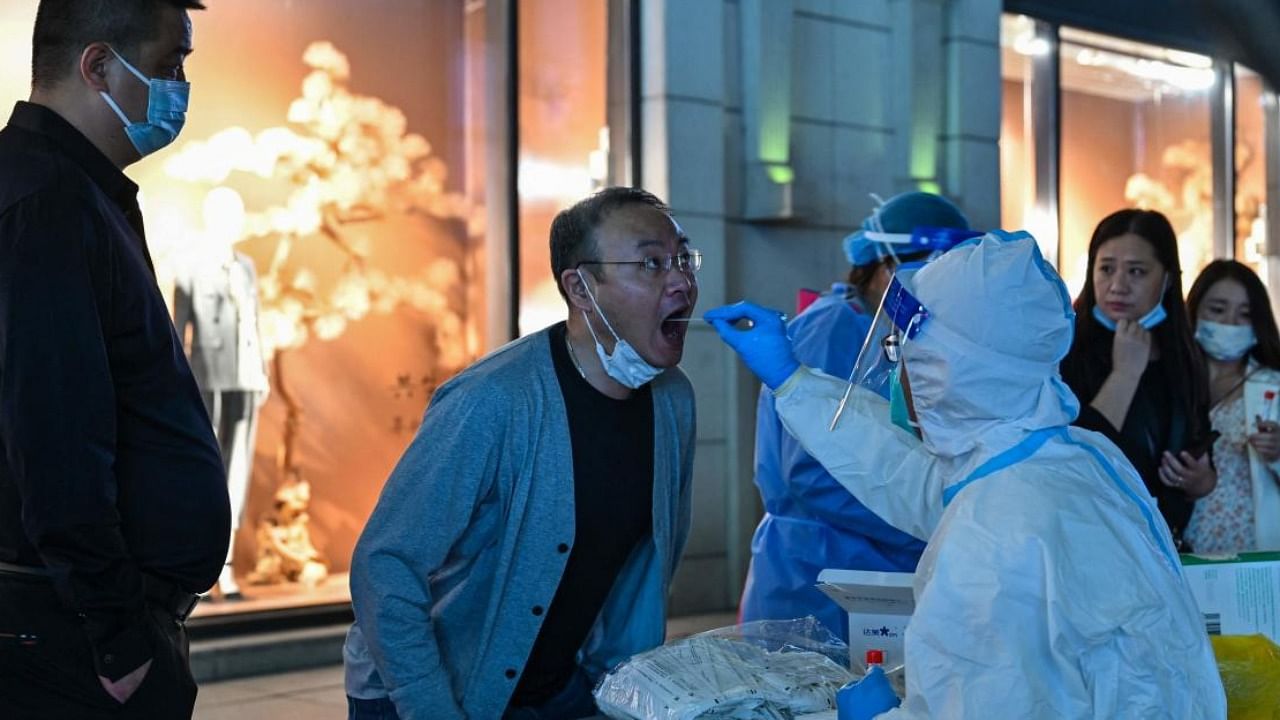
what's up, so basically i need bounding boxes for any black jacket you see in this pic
[1060,333,1212,549]
[0,102,229,680]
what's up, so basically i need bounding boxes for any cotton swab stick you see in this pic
[666,314,788,324]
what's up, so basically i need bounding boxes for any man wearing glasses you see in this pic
[344,187,699,720]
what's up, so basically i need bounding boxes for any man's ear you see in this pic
[79,43,114,93]
[561,268,594,314]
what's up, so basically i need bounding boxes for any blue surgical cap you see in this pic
[843,191,971,267]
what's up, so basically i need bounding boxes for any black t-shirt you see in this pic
[510,322,655,707]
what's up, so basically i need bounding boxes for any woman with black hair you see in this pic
[1060,209,1217,550]
[1185,260,1280,553]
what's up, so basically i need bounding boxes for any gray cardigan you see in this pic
[343,328,696,719]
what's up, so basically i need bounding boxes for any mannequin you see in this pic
[172,227,269,598]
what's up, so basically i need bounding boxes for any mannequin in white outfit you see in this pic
[172,232,269,598]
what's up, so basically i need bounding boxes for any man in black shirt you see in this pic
[0,2,227,718]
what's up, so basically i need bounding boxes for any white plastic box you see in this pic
[815,568,915,672]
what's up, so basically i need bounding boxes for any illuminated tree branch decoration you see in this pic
[164,42,483,586]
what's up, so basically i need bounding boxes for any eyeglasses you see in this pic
[578,249,703,275]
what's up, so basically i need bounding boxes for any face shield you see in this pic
[831,263,931,432]
[862,226,984,267]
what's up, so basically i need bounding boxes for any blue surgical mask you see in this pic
[576,270,664,389]
[1091,302,1167,331]
[888,366,918,436]
[99,47,189,158]
[1196,320,1256,361]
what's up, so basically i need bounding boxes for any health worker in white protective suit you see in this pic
[705,231,1226,719]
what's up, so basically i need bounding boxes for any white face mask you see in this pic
[1196,319,1257,361]
[575,269,664,389]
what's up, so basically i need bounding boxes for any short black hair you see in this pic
[549,187,670,300]
[31,0,205,90]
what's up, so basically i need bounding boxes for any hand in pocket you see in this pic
[99,659,152,704]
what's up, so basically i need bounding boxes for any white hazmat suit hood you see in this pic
[906,231,1078,458]
[771,231,1226,718]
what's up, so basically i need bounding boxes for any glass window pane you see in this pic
[1059,27,1215,298]
[1235,65,1268,278]
[1000,15,1034,235]
[999,14,1054,258]
[517,0,609,336]
[1,0,489,615]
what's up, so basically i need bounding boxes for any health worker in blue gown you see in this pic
[739,191,976,637]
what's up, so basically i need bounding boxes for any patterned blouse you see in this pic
[1185,392,1255,554]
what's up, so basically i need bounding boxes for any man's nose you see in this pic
[665,267,694,293]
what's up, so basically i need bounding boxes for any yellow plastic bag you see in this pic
[1211,634,1280,719]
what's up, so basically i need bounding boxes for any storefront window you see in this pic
[162,1,493,617]
[1058,27,1215,298]
[2,0,630,621]
[517,0,610,335]
[1,1,492,617]
[1000,15,1246,300]
[1235,65,1268,277]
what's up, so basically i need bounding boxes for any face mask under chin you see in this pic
[1092,273,1171,332]
[1092,302,1167,331]
[575,269,664,389]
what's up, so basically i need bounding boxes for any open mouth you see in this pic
[661,306,692,340]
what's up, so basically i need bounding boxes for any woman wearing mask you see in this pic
[1060,209,1216,549]
[1185,260,1280,553]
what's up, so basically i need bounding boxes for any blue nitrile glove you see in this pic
[704,301,799,390]
[837,666,901,720]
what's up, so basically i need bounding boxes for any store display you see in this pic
[174,242,270,598]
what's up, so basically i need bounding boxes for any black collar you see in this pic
[6,101,139,212]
